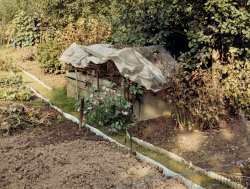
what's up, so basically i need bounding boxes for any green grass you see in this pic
[50,87,79,117]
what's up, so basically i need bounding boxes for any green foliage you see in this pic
[222,49,250,118]
[112,0,249,69]
[36,40,65,74]
[169,49,250,130]
[0,0,37,23]
[34,0,114,29]
[169,63,224,130]
[12,11,41,47]
[181,0,249,70]
[82,84,132,133]
[58,18,110,46]
[0,76,31,101]
[111,0,170,46]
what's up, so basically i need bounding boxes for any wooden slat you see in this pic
[66,71,112,87]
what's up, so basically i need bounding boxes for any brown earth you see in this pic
[0,101,188,189]
[129,115,250,187]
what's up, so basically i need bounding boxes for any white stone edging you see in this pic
[18,67,53,91]
[127,133,246,189]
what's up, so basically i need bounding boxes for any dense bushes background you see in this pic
[0,0,249,128]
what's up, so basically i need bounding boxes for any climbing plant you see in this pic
[12,11,41,47]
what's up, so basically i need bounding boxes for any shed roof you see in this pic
[60,43,177,92]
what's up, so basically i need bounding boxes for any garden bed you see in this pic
[128,115,250,187]
[0,100,188,189]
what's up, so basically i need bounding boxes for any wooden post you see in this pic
[75,69,79,100]
[240,110,250,148]
[96,69,100,92]
[129,133,133,153]
[79,98,85,129]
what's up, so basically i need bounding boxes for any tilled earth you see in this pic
[0,102,188,189]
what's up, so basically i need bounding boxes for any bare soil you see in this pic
[129,115,250,187]
[0,101,187,189]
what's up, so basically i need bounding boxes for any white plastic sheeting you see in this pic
[60,43,177,92]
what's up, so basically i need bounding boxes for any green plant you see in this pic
[222,48,250,118]
[0,76,31,101]
[58,18,110,46]
[12,10,41,47]
[36,39,65,74]
[112,0,249,69]
[121,68,144,102]
[168,58,224,130]
[0,103,50,135]
[82,83,132,133]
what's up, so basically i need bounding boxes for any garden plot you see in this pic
[0,101,188,189]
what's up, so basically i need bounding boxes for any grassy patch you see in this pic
[50,86,79,117]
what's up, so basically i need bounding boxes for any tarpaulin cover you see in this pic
[60,43,177,92]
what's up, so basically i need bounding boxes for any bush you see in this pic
[222,48,250,118]
[12,10,41,47]
[58,18,110,46]
[111,0,249,69]
[82,84,132,133]
[36,40,65,74]
[169,62,224,130]
[169,49,249,130]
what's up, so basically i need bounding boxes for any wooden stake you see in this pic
[79,98,85,129]
[240,110,250,148]
[97,70,100,92]
[129,133,133,153]
[75,69,79,100]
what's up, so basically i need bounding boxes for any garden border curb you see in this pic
[126,133,246,189]
[18,67,53,91]
[24,84,204,189]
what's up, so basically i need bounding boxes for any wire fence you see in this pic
[116,158,250,189]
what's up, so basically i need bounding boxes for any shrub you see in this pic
[111,0,249,69]
[36,40,65,74]
[82,83,132,133]
[222,48,250,118]
[12,10,41,47]
[0,58,11,71]
[169,49,249,130]
[58,18,111,46]
[169,63,224,130]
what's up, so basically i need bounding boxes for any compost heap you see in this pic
[60,43,177,92]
